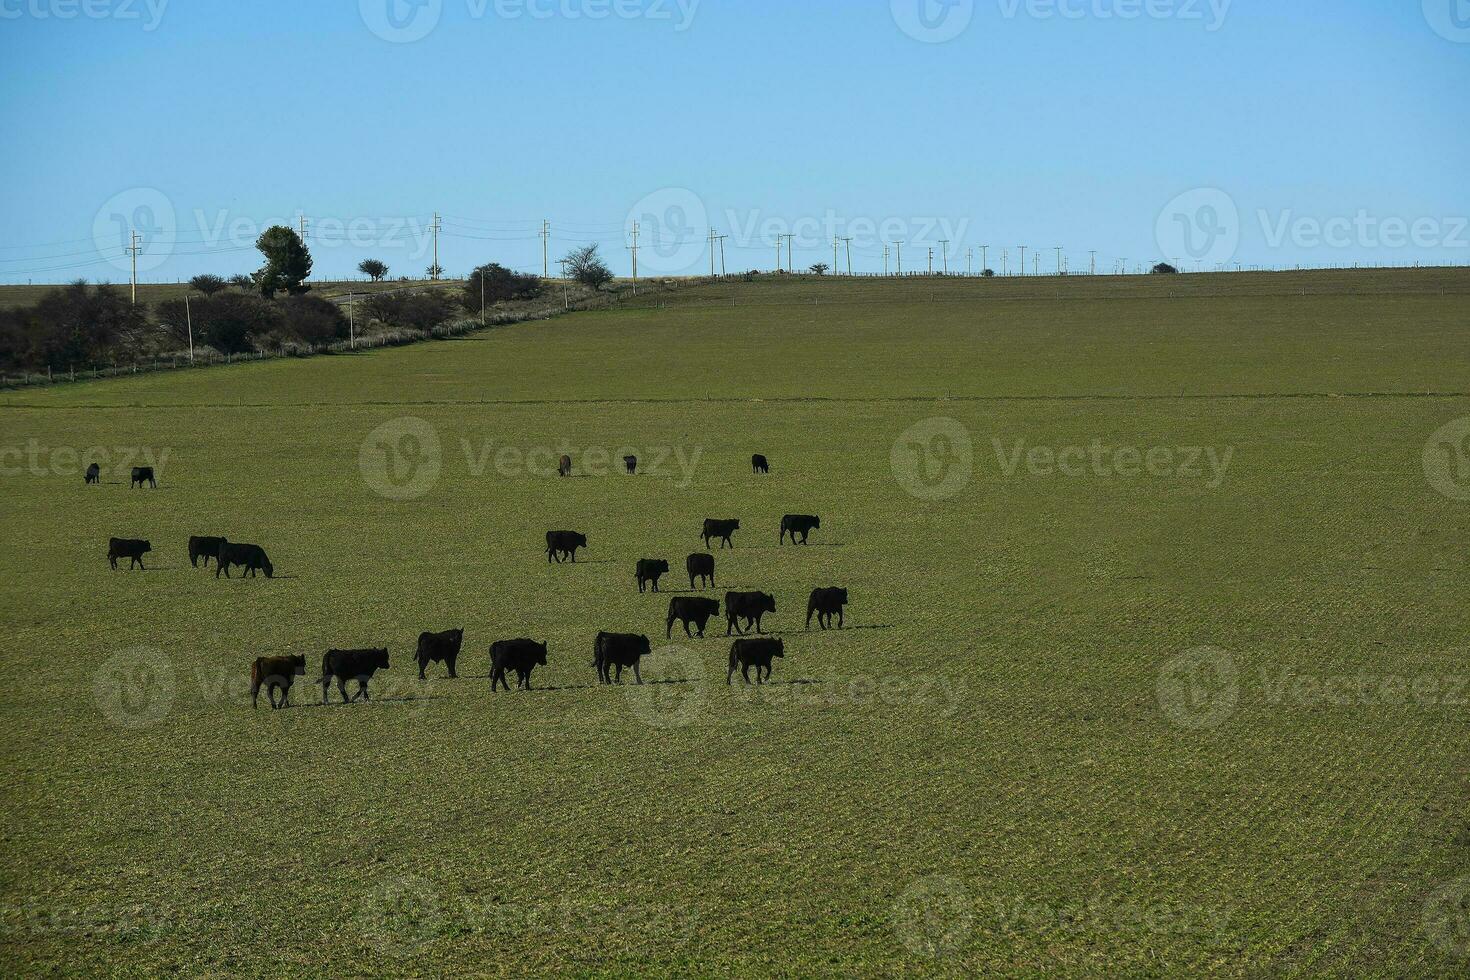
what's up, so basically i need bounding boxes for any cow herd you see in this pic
[96,451,855,711]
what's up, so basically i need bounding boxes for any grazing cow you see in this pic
[108,538,151,570]
[780,514,821,545]
[686,552,715,590]
[593,632,651,685]
[752,454,769,474]
[636,558,670,593]
[216,542,273,578]
[251,655,307,709]
[667,596,720,639]
[624,455,638,475]
[84,463,101,485]
[807,587,850,630]
[490,639,549,692]
[545,530,588,563]
[725,591,777,635]
[130,466,156,488]
[188,536,227,568]
[416,628,463,679]
[728,638,784,685]
[559,455,573,477]
[320,648,390,704]
[702,518,741,550]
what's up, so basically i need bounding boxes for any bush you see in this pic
[157,292,280,354]
[279,295,348,344]
[189,274,227,295]
[1151,262,1180,275]
[358,259,389,282]
[362,290,458,332]
[464,264,542,310]
[563,244,613,291]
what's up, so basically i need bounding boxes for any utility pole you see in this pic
[715,235,727,276]
[627,221,640,290]
[981,245,989,276]
[480,270,486,326]
[710,229,718,277]
[541,220,550,278]
[431,212,442,279]
[558,259,570,309]
[1018,245,1027,276]
[833,238,839,276]
[1055,246,1063,275]
[185,293,194,363]
[782,234,795,273]
[840,237,853,276]
[128,230,141,304]
[349,291,356,349]
[966,248,972,277]
[939,240,949,276]
[1002,249,1008,276]
[1033,253,1040,276]
[895,242,903,275]
[927,247,934,276]
[883,246,890,276]
[775,238,782,272]
[1090,250,1097,275]
[299,214,309,243]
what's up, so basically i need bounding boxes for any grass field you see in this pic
[2,269,1469,975]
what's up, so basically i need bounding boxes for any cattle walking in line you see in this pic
[559,455,573,477]
[752,454,769,474]
[728,638,784,685]
[624,455,638,475]
[636,559,670,593]
[251,655,307,709]
[687,552,716,590]
[594,632,651,685]
[780,514,821,545]
[85,463,101,485]
[217,542,273,578]
[108,538,151,570]
[725,591,777,635]
[416,629,463,679]
[320,649,391,704]
[806,588,849,630]
[667,597,720,639]
[490,639,549,692]
[130,466,156,489]
[546,530,588,563]
[702,518,741,550]
[189,536,227,568]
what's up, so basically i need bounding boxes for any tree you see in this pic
[425,263,444,280]
[358,259,389,282]
[563,244,613,291]
[809,263,829,276]
[156,293,279,354]
[1151,262,1180,275]
[252,225,313,298]
[189,274,227,295]
[981,268,996,278]
[228,274,253,291]
[363,291,458,332]
[463,264,542,311]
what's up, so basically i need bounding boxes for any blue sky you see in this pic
[0,0,1466,283]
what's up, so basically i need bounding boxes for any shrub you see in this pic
[189,274,227,295]
[464,263,542,310]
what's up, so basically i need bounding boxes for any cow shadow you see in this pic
[803,624,894,633]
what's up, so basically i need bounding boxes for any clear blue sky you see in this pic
[1,0,1466,283]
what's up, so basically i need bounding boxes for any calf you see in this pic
[108,538,151,570]
[752,454,769,474]
[624,455,638,475]
[780,514,821,545]
[251,655,307,709]
[702,518,740,550]
[668,596,720,638]
[320,648,390,704]
[490,639,549,692]
[636,558,670,593]
[686,552,715,590]
[546,530,587,563]
[189,536,227,568]
[559,454,573,477]
[217,542,273,578]
[85,463,101,485]
[130,466,156,488]
[806,587,849,630]
[593,632,651,685]
[728,638,784,685]
[725,591,777,635]
[416,628,463,679]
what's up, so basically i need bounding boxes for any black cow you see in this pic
[780,514,821,545]
[752,454,769,474]
[687,552,715,590]
[703,518,740,550]
[320,648,390,704]
[251,655,307,709]
[559,455,573,477]
[546,530,587,563]
[217,542,273,578]
[667,597,720,639]
[728,638,784,685]
[130,466,156,488]
[491,639,549,692]
[416,628,463,679]
[108,538,151,570]
[189,536,227,568]
[725,591,777,635]
[807,587,849,630]
[594,632,651,685]
[637,559,670,593]
[624,455,638,475]
[84,463,101,485]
